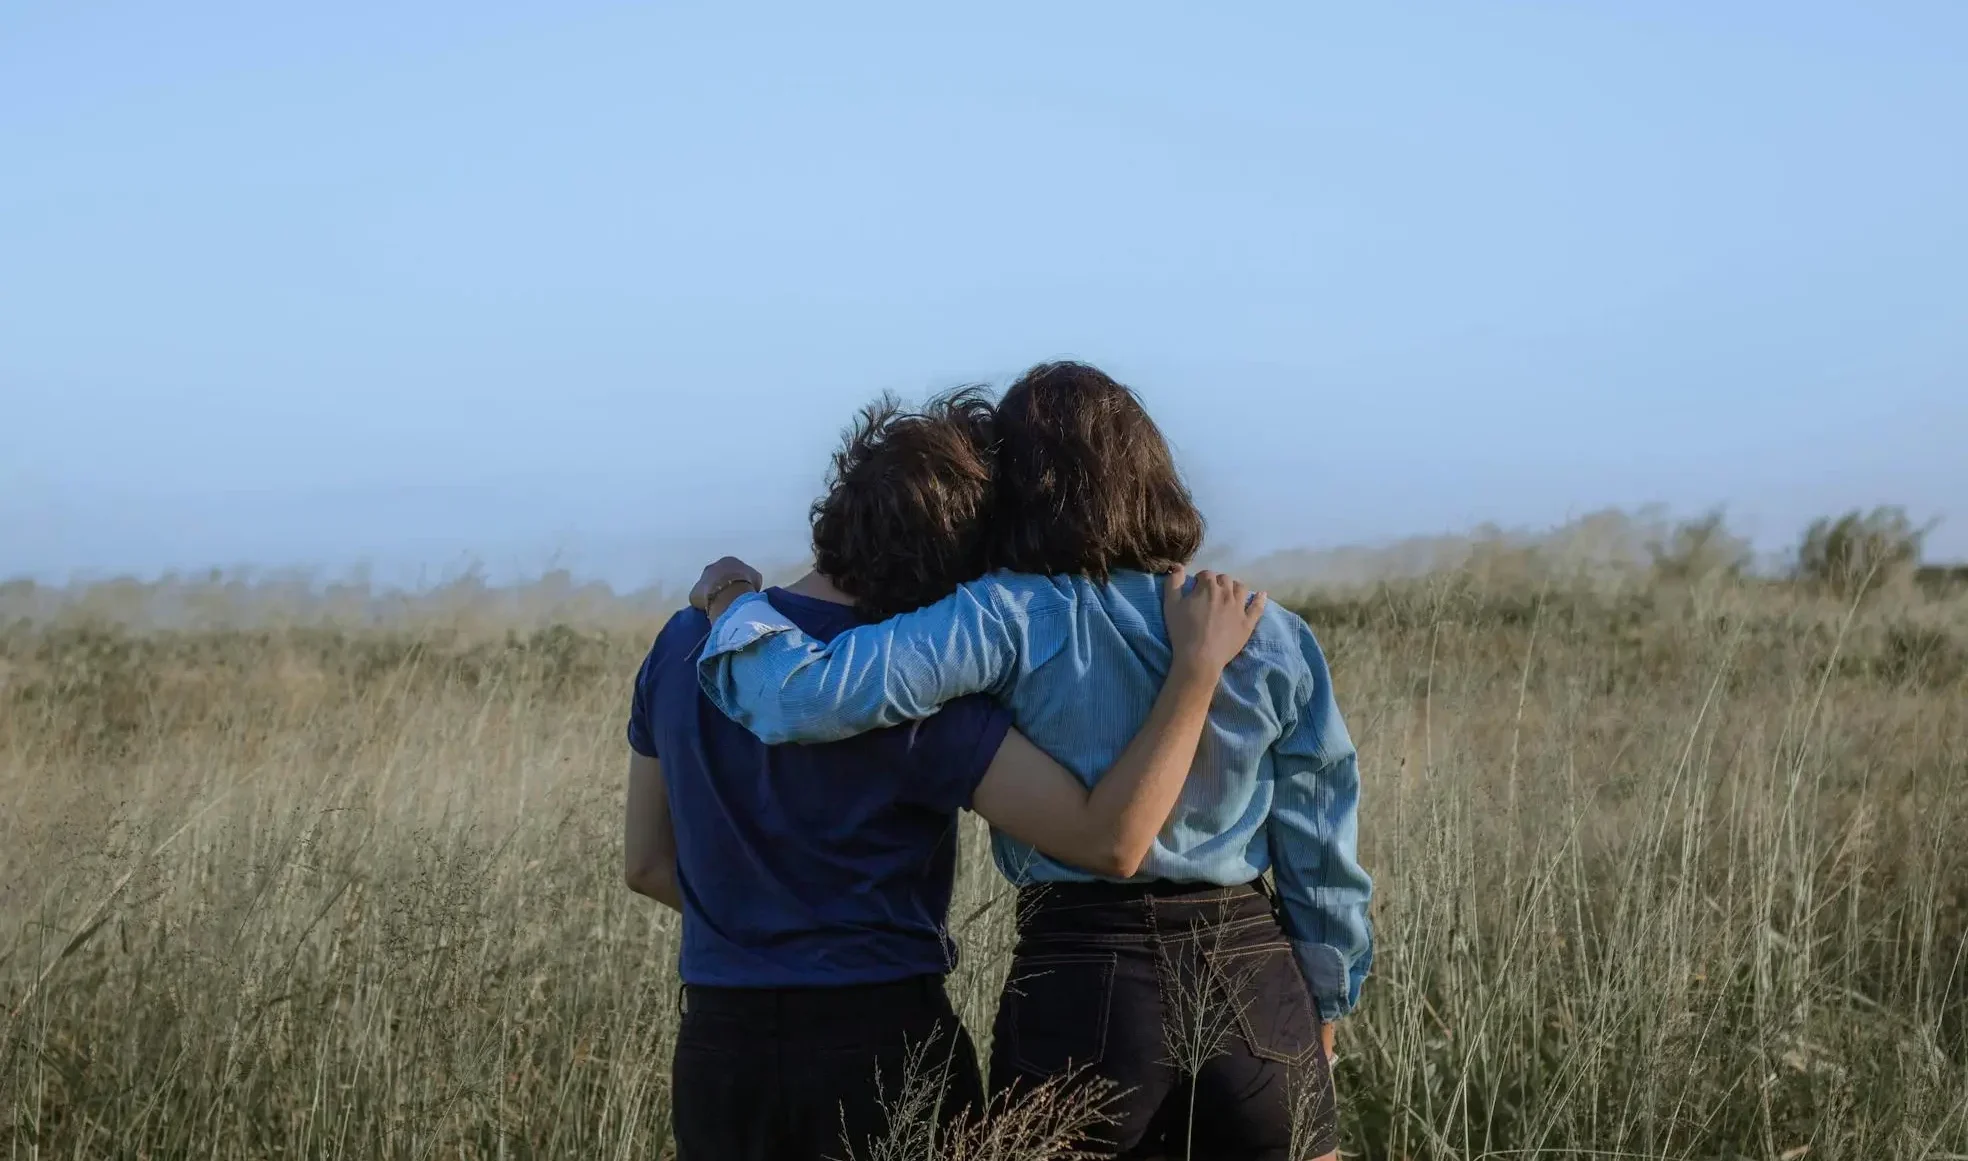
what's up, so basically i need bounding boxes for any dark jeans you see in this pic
[672,974,984,1161]
[989,880,1340,1160]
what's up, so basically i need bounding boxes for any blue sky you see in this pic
[4,1,1964,586]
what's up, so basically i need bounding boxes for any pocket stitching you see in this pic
[1003,952,1116,1077]
[1215,945,1321,1067]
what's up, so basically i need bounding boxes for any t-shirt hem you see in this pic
[679,963,957,989]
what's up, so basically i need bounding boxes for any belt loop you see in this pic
[1252,874,1288,927]
[676,981,688,1017]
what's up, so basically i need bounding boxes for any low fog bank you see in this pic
[5,505,1956,631]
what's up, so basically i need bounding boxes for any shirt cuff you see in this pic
[702,590,797,657]
[1292,939,1353,1023]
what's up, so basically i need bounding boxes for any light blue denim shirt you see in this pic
[697,569,1373,1020]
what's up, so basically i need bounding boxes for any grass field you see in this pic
[4,570,1966,1159]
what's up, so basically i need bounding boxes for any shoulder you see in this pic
[970,569,1170,614]
[649,606,713,668]
[1253,600,1319,651]
[628,608,711,747]
[954,571,1080,619]
[1241,602,1327,685]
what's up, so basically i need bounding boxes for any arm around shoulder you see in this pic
[696,578,1025,745]
[971,568,1268,880]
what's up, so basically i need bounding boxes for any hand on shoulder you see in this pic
[1162,565,1268,675]
[690,556,763,618]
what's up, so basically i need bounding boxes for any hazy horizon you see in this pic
[2,501,1953,604]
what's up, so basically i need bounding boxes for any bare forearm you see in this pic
[1081,658,1220,871]
[964,569,1261,879]
[970,662,1219,878]
[624,752,682,912]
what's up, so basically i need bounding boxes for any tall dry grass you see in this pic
[3,572,1966,1158]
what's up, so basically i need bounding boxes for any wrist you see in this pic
[703,578,758,618]
[1167,655,1224,686]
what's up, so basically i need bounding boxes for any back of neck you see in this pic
[782,570,856,607]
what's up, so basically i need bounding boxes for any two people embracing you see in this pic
[625,361,1372,1160]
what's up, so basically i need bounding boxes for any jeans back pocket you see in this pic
[1213,944,1322,1067]
[993,951,1117,1079]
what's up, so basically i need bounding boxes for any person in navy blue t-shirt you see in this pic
[623,389,1268,1160]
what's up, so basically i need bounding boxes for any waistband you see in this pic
[680,973,950,1020]
[1016,877,1271,909]
[1012,878,1284,946]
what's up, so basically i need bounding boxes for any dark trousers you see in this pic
[988,880,1340,1160]
[672,974,984,1161]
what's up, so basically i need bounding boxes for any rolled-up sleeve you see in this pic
[1266,627,1374,1022]
[696,584,1021,745]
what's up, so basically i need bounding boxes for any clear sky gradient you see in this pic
[4,1,1964,587]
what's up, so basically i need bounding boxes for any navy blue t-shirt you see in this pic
[628,587,1012,988]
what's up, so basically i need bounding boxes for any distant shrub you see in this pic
[1792,506,1929,597]
[1915,564,1968,595]
[1647,509,1751,584]
[1855,622,1968,687]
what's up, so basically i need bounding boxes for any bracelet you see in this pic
[702,576,757,608]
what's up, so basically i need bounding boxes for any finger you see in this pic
[1163,564,1189,607]
[1246,591,1269,622]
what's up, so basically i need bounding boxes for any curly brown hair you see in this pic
[987,361,1205,580]
[809,387,997,619]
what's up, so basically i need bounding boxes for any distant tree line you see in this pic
[1650,504,1953,597]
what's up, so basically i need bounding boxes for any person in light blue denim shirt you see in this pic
[693,362,1367,1160]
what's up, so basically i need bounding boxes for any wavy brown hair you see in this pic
[809,387,997,619]
[987,361,1205,580]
